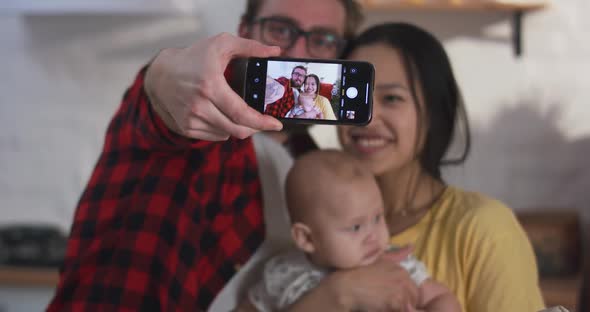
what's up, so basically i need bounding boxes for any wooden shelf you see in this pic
[360,0,548,57]
[540,276,581,311]
[361,1,547,11]
[0,267,59,287]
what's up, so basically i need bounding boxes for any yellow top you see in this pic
[314,95,337,120]
[390,186,545,312]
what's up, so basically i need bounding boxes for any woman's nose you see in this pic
[362,102,383,130]
[371,100,383,121]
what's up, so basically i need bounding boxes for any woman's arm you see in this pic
[315,96,337,120]
[287,249,420,312]
[462,204,545,311]
[417,279,460,312]
[234,297,259,312]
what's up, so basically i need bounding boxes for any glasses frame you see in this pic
[251,17,346,58]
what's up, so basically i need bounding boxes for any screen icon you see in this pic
[346,110,356,120]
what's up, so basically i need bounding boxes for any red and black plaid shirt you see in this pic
[263,77,295,118]
[47,67,265,311]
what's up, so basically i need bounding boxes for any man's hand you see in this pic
[145,33,283,141]
[264,76,286,106]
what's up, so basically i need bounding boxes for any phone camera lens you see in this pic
[253,94,259,99]
[350,68,357,74]
[254,77,260,83]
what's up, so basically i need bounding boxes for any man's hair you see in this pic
[291,65,307,75]
[241,0,364,40]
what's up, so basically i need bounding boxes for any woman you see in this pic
[288,23,545,311]
[340,23,544,311]
[288,74,337,120]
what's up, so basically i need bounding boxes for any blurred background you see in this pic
[0,0,588,310]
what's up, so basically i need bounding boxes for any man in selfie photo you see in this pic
[264,65,307,118]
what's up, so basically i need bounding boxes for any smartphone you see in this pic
[229,57,374,126]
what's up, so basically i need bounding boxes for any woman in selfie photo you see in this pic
[289,74,337,120]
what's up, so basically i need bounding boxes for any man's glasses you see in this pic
[252,17,345,59]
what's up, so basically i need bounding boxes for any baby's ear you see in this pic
[291,223,315,253]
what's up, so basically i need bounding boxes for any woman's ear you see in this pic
[291,223,315,253]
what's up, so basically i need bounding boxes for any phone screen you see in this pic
[243,57,374,126]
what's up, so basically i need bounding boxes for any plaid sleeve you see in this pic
[47,66,266,311]
[264,77,295,118]
[110,65,216,151]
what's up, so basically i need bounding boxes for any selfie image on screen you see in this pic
[265,61,342,120]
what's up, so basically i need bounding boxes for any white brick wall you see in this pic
[314,0,590,220]
[1,0,589,233]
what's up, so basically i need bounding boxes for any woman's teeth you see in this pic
[356,138,387,148]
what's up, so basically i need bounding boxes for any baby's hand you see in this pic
[384,245,413,263]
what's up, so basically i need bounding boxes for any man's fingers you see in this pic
[214,81,283,132]
[188,102,259,140]
[228,36,282,59]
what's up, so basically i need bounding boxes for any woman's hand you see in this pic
[328,246,419,311]
[145,33,283,141]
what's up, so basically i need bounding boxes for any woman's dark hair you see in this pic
[342,23,471,181]
[304,74,321,97]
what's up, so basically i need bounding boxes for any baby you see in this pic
[239,150,459,311]
[285,92,323,119]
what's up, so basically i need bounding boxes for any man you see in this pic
[264,65,307,118]
[47,1,416,311]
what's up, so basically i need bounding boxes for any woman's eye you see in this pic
[382,94,402,104]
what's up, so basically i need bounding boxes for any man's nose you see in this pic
[284,36,310,58]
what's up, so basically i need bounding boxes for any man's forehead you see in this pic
[257,0,346,34]
[293,68,306,74]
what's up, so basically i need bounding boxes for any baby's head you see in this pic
[286,150,389,270]
[298,93,315,112]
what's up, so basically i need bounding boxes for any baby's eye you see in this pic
[374,214,382,224]
[348,224,362,232]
